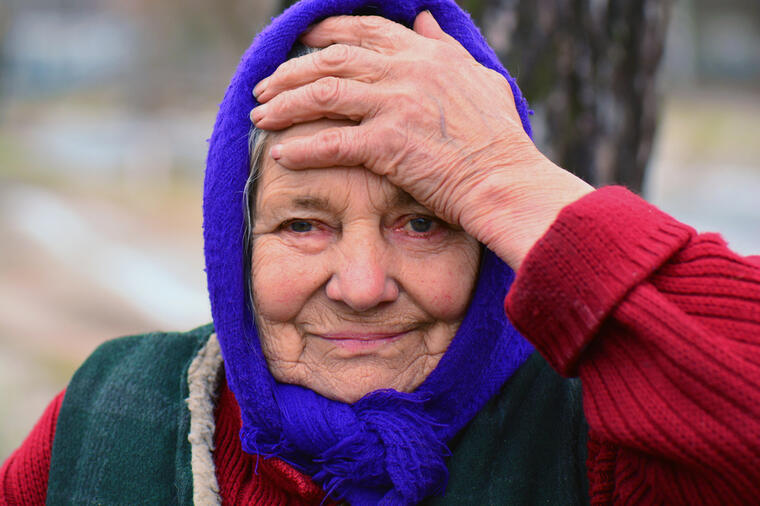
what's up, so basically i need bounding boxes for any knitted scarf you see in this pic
[203,0,534,503]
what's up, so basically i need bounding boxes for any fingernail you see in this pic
[253,78,269,98]
[270,144,283,160]
[250,104,267,124]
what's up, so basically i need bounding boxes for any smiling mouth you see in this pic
[315,330,411,352]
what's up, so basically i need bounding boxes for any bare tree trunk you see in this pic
[469,0,673,192]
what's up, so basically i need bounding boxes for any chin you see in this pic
[314,382,391,404]
[262,322,452,403]
[299,360,435,404]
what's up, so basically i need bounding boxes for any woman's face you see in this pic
[251,120,480,403]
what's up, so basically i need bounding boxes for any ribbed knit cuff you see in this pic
[505,186,695,376]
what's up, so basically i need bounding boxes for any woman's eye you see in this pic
[406,217,435,234]
[286,220,313,233]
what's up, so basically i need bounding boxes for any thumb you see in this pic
[413,10,451,42]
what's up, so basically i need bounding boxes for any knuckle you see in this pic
[435,42,460,60]
[310,76,341,106]
[318,128,346,159]
[276,58,297,80]
[316,44,350,69]
[404,59,430,80]
[368,125,403,170]
[273,88,296,114]
[393,92,422,122]
[357,15,387,32]
[378,124,404,152]
[398,107,417,127]
[375,58,394,80]
[395,90,419,111]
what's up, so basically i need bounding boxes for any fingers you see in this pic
[299,13,463,53]
[251,77,381,129]
[270,123,404,173]
[412,11,451,43]
[252,12,470,118]
[299,15,414,53]
[412,11,471,57]
[270,125,369,169]
[254,44,389,103]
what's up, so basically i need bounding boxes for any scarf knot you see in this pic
[244,386,450,503]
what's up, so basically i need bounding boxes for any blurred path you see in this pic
[646,87,760,256]
[0,181,210,456]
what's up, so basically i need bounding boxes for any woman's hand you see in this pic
[251,12,592,269]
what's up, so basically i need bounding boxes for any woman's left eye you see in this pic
[404,217,435,234]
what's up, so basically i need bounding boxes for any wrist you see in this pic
[459,158,594,270]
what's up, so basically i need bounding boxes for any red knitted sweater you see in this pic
[2,187,759,505]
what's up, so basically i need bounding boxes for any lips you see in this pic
[319,331,407,340]
[314,330,411,352]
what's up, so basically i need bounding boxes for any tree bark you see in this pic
[470,0,673,192]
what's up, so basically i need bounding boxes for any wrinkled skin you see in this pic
[252,120,480,403]
[251,12,593,270]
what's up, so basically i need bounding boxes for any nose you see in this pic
[325,230,399,311]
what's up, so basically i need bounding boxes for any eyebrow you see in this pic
[280,189,422,214]
[388,190,418,209]
[291,196,335,212]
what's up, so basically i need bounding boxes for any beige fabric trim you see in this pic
[187,333,224,506]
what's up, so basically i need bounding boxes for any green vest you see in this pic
[47,325,588,505]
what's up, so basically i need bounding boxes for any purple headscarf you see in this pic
[204,0,534,503]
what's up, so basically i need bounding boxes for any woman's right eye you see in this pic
[285,220,313,233]
[275,219,332,251]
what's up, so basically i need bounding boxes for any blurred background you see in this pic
[0,0,758,457]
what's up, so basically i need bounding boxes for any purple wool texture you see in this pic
[203,0,535,503]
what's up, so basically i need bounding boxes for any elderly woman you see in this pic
[3,0,760,504]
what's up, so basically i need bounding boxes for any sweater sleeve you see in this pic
[504,186,760,505]
[0,390,65,506]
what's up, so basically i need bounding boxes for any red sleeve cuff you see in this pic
[505,186,694,376]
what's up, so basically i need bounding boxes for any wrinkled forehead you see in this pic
[256,162,419,218]
[255,119,421,215]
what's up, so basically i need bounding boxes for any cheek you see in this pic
[251,238,326,322]
[403,243,480,321]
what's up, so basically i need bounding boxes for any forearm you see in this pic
[505,187,760,503]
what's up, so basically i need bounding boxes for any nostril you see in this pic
[382,278,400,303]
[325,260,398,311]
[325,273,342,302]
